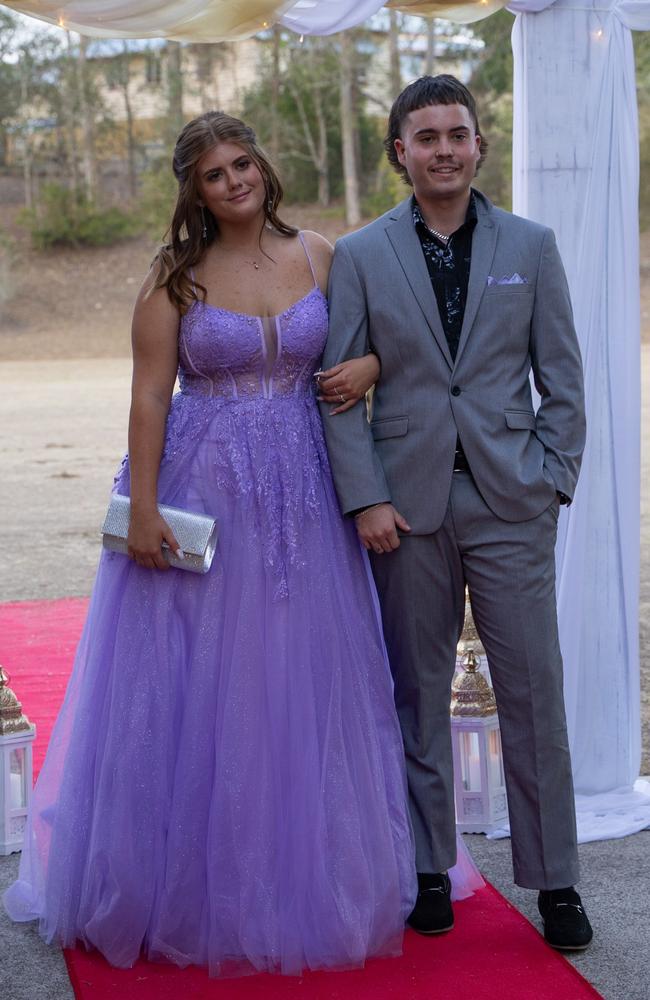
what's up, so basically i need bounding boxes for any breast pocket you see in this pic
[484,284,534,296]
[370,416,409,440]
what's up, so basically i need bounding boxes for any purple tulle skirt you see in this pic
[4,391,481,976]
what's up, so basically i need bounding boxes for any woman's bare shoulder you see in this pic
[299,231,333,292]
[299,229,334,261]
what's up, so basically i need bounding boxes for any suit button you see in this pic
[451,385,461,397]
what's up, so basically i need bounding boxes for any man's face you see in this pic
[394,102,481,203]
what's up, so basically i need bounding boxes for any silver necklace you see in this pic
[426,224,452,244]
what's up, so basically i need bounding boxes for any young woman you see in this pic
[5,111,480,977]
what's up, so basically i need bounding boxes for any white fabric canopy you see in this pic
[3,2,299,40]
[279,0,387,34]
[2,0,505,38]
[510,0,650,840]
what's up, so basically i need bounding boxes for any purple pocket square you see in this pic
[486,273,529,286]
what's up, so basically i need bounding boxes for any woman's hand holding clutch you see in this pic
[315,353,380,414]
[127,507,182,571]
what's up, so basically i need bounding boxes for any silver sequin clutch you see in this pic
[101,493,218,574]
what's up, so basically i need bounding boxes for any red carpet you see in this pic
[62,886,603,1000]
[0,597,89,778]
[1,598,603,1000]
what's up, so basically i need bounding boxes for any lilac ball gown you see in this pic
[4,235,479,976]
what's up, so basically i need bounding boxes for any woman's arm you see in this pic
[301,230,381,415]
[126,274,181,570]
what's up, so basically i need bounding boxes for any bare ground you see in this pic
[0,205,350,361]
[0,216,649,773]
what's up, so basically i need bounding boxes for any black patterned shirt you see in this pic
[412,193,477,361]
[413,194,477,469]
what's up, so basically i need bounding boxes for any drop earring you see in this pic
[201,206,208,242]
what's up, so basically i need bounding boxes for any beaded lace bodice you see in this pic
[118,241,332,599]
[179,285,328,401]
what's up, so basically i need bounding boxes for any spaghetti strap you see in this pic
[297,231,319,288]
[189,267,197,295]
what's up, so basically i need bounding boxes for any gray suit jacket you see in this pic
[320,190,586,533]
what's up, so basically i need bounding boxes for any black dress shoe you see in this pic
[538,887,593,950]
[407,872,454,934]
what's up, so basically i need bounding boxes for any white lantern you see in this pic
[450,598,508,834]
[0,667,36,855]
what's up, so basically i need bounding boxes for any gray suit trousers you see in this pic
[370,471,580,890]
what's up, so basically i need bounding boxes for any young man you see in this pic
[320,75,592,950]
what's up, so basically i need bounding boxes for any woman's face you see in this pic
[195,140,266,227]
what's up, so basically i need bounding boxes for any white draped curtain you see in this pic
[5,0,650,839]
[505,0,650,842]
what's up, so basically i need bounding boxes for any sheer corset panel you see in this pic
[179,290,328,400]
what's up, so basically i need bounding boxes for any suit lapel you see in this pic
[454,207,499,368]
[385,203,454,371]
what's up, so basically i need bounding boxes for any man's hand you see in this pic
[354,503,411,554]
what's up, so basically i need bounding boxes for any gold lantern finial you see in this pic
[451,594,497,717]
[0,667,33,736]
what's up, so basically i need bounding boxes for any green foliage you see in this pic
[20,183,138,249]
[0,223,16,309]
[0,12,22,165]
[136,160,177,241]
[634,29,650,82]
[467,9,515,211]
[472,91,513,212]
[468,9,514,96]
[635,32,650,231]
[362,156,406,218]
[0,12,20,111]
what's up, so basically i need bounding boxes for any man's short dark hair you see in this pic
[384,75,488,185]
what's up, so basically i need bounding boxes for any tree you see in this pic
[270,26,282,162]
[425,17,435,76]
[242,31,382,213]
[634,30,650,230]
[105,43,139,198]
[468,8,514,96]
[75,35,97,201]
[8,28,65,207]
[243,35,339,204]
[166,41,184,142]
[388,11,402,98]
[0,11,20,167]
[286,38,335,206]
[468,9,516,210]
[339,31,361,226]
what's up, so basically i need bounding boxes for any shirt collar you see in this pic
[412,191,477,238]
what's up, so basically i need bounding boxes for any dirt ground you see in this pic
[0,205,351,361]
[0,215,649,774]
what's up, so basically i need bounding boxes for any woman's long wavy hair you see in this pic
[151,111,297,312]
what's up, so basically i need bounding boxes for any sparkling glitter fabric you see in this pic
[5,262,481,974]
